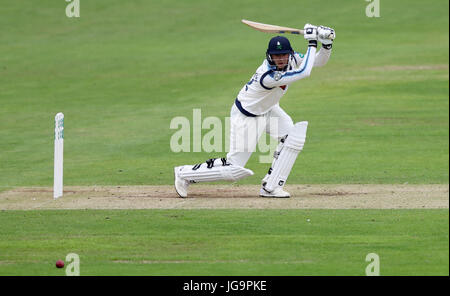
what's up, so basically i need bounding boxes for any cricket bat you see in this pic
[241,19,305,35]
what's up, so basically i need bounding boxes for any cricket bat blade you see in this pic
[241,19,304,35]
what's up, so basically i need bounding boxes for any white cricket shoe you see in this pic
[174,166,189,198]
[259,187,291,198]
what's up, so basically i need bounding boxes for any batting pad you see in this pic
[179,158,254,183]
[264,121,308,192]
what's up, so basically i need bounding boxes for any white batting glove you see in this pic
[318,25,335,49]
[303,23,318,47]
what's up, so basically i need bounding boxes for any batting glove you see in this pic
[303,23,318,47]
[318,25,335,49]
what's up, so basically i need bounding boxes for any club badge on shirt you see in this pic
[273,71,282,81]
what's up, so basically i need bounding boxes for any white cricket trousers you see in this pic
[226,103,294,167]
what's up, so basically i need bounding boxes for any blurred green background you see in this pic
[0,0,448,187]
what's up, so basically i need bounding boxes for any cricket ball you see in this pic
[56,260,65,268]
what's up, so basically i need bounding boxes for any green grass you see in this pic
[0,0,448,187]
[0,0,448,277]
[0,209,447,276]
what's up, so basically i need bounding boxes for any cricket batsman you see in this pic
[174,23,335,198]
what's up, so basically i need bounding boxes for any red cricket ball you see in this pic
[56,260,65,268]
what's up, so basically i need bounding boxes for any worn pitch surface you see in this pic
[1,184,447,210]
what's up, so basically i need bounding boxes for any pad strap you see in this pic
[179,158,254,183]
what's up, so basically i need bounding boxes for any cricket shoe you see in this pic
[174,166,190,198]
[259,187,291,198]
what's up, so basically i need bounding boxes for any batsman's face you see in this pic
[271,53,289,70]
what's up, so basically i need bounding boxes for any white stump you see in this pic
[54,113,64,199]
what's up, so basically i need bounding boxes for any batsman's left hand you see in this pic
[318,26,335,46]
